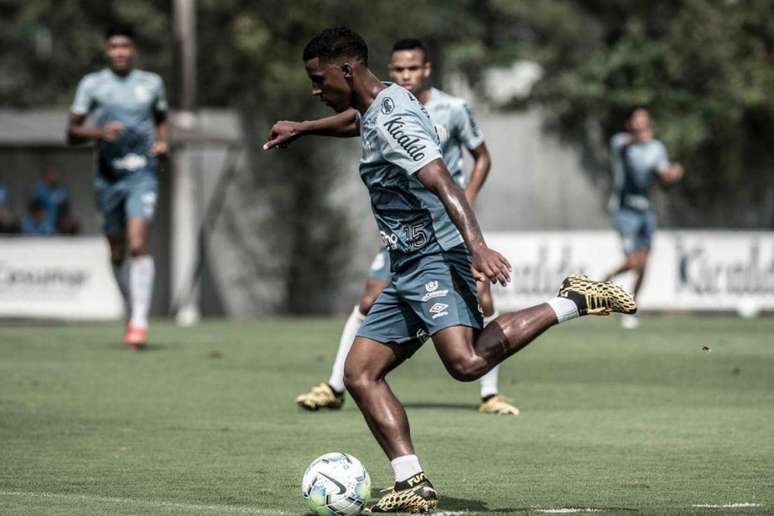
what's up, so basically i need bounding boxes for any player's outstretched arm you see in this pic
[416,158,511,286]
[463,143,491,206]
[263,109,360,150]
[657,162,684,186]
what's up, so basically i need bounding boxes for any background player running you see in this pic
[603,107,684,329]
[294,38,518,416]
[67,24,168,350]
[266,27,636,513]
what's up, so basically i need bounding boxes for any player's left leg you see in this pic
[123,172,159,348]
[345,337,437,513]
[476,280,519,416]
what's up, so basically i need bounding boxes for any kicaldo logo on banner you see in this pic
[486,230,774,312]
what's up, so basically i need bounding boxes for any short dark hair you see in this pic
[303,27,368,66]
[392,38,429,62]
[105,24,135,41]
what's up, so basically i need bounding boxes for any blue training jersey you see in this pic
[424,88,484,187]
[71,68,167,182]
[359,84,464,271]
[610,132,670,212]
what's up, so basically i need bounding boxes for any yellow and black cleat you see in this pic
[479,394,520,416]
[558,274,637,316]
[295,383,345,411]
[367,472,438,513]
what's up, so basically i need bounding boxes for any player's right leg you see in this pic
[296,251,390,411]
[604,208,642,282]
[433,274,637,383]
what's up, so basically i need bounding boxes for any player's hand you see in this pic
[470,245,511,286]
[263,121,304,150]
[152,141,169,156]
[671,162,684,180]
[100,122,124,142]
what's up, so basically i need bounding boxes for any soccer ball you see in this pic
[302,452,371,515]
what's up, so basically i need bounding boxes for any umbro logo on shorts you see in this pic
[429,303,449,319]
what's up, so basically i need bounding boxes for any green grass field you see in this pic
[1,316,773,515]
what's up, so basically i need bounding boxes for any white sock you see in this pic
[129,255,155,329]
[328,305,365,393]
[546,297,579,323]
[112,261,129,303]
[479,311,501,398]
[391,454,422,483]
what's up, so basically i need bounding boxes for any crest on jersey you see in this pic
[381,97,395,115]
[425,281,439,292]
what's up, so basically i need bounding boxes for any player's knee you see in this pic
[444,358,481,382]
[128,242,149,257]
[343,369,372,395]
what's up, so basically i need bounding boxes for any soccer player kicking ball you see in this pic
[67,25,168,350]
[294,38,518,417]
[266,27,636,513]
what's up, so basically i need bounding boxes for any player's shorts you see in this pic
[367,249,393,283]
[94,170,158,236]
[357,245,483,347]
[614,207,656,254]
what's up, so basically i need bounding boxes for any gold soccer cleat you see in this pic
[558,274,637,316]
[295,383,344,411]
[479,394,520,416]
[367,473,438,513]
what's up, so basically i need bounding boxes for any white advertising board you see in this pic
[487,230,774,312]
[0,237,124,320]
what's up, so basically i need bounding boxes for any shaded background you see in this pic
[1,0,772,316]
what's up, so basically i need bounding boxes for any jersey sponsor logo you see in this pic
[380,230,399,250]
[111,153,148,171]
[381,97,395,114]
[383,117,427,162]
[421,289,448,302]
[429,302,449,319]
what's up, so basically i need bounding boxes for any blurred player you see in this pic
[67,24,168,350]
[265,27,636,512]
[295,38,519,416]
[603,108,684,329]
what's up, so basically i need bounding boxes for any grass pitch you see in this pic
[1,315,773,515]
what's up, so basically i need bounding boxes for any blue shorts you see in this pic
[357,245,483,347]
[614,208,656,254]
[94,170,158,236]
[367,249,393,283]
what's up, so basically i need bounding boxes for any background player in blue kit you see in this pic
[294,39,519,416]
[266,27,637,512]
[603,108,684,329]
[67,25,168,350]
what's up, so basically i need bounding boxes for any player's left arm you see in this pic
[464,143,491,206]
[151,77,169,156]
[416,159,510,285]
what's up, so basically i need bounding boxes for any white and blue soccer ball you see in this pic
[302,452,371,515]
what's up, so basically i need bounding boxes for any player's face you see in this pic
[388,50,430,93]
[305,57,353,113]
[627,109,652,139]
[106,36,135,73]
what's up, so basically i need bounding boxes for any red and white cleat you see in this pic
[124,325,148,351]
